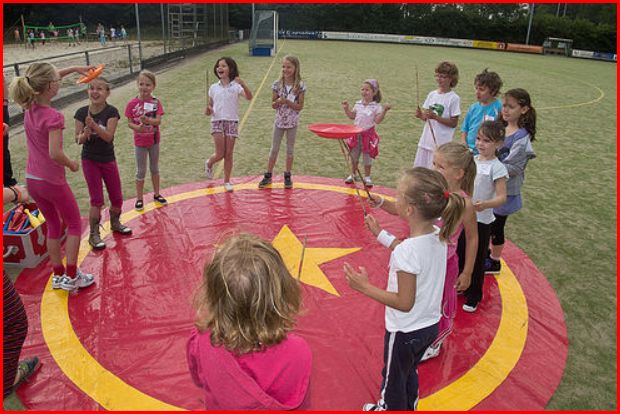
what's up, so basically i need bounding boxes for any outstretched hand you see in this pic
[343,262,369,292]
[364,214,382,237]
[74,65,97,77]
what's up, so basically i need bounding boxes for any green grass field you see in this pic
[5,39,616,410]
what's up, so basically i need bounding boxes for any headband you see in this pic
[364,79,378,91]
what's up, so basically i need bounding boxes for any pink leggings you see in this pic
[26,178,81,239]
[82,159,123,208]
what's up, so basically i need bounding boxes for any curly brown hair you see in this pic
[474,68,503,97]
[193,233,301,354]
[435,61,459,88]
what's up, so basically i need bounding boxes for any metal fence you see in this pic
[3,36,233,125]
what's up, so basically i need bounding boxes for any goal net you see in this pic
[249,10,278,56]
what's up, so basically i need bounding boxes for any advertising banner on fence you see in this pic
[506,43,544,54]
[473,40,502,50]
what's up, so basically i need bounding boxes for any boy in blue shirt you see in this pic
[460,69,503,154]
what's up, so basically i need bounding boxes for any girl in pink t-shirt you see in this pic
[124,70,166,211]
[9,62,96,292]
[188,233,311,410]
[422,142,478,361]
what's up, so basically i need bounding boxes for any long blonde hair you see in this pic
[9,62,57,110]
[277,55,302,96]
[435,142,476,195]
[400,167,466,242]
[193,233,301,354]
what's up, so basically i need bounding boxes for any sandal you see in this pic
[134,200,144,210]
[13,356,40,390]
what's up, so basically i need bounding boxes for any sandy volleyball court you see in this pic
[3,39,163,67]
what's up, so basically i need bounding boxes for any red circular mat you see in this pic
[13,176,567,410]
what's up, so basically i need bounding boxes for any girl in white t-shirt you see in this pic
[204,57,253,192]
[342,79,391,188]
[258,55,305,190]
[460,120,508,313]
[413,61,461,169]
[344,167,465,411]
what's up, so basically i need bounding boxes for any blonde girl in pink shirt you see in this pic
[9,63,96,292]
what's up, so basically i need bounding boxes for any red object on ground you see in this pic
[308,123,363,139]
[13,177,567,410]
[76,64,105,84]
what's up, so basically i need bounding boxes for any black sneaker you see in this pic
[462,300,478,313]
[258,172,272,189]
[362,401,386,411]
[484,257,501,275]
[135,199,144,211]
[284,172,293,189]
[154,194,168,205]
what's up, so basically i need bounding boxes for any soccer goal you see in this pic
[249,10,278,56]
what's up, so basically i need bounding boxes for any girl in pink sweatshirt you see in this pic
[187,233,312,410]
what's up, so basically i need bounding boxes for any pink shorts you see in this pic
[211,120,239,137]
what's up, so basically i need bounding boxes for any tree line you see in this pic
[4,3,616,53]
[234,3,616,53]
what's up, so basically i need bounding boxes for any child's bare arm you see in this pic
[374,104,391,124]
[342,101,355,119]
[455,199,477,292]
[459,131,468,146]
[473,177,507,211]
[344,264,416,312]
[428,112,458,128]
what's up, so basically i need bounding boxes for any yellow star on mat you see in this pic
[272,225,361,297]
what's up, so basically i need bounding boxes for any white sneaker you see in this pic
[344,175,354,184]
[420,343,441,362]
[75,269,95,288]
[224,182,234,192]
[363,176,373,187]
[205,161,213,179]
[51,275,64,289]
[51,275,77,292]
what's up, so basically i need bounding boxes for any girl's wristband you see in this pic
[377,229,396,248]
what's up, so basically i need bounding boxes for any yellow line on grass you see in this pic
[539,77,605,110]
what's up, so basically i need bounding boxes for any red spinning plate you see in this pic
[308,123,363,139]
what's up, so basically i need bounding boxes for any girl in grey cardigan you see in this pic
[486,88,536,274]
